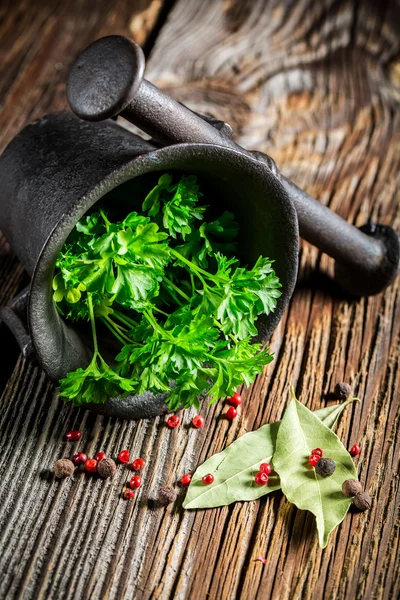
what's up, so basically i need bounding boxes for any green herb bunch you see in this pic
[53,173,282,409]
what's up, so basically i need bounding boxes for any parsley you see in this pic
[54,174,281,409]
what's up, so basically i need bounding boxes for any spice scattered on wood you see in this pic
[118,450,130,464]
[334,382,352,400]
[342,479,363,497]
[157,486,177,506]
[129,475,142,489]
[181,474,192,486]
[85,459,98,473]
[124,489,135,500]
[350,443,361,457]
[54,458,75,478]
[226,407,237,420]
[95,451,106,461]
[73,452,87,466]
[97,457,117,479]
[167,415,180,429]
[315,458,336,476]
[192,415,205,429]
[131,458,145,471]
[255,556,268,565]
[353,491,372,512]
[228,392,242,407]
[65,430,82,441]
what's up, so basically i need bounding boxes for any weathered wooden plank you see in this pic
[0,0,399,599]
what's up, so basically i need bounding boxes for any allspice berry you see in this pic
[353,491,372,512]
[157,485,177,506]
[334,382,352,400]
[315,457,336,477]
[342,479,363,497]
[97,457,117,479]
[54,458,75,479]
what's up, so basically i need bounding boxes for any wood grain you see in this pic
[0,0,399,599]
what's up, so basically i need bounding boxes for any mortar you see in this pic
[0,36,398,419]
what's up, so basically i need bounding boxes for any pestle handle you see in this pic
[67,35,399,296]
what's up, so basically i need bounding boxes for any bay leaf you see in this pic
[273,398,357,548]
[183,397,358,510]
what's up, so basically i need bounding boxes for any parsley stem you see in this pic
[87,294,99,355]
[170,248,215,289]
[144,310,172,339]
[170,248,221,282]
[106,316,129,332]
[99,208,111,230]
[113,310,137,329]
[101,318,130,346]
[152,306,170,318]
[212,318,237,344]
[163,277,190,302]
[104,317,133,344]
[162,282,183,307]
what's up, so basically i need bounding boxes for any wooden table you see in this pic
[1,1,399,598]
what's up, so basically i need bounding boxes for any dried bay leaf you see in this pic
[183,397,358,510]
[273,398,357,548]
[315,396,359,429]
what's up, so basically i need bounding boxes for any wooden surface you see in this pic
[0,0,399,598]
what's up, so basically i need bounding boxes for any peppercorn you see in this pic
[85,459,98,473]
[131,458,146,471]
[118,449,130,463]
[54,458,75,479]
[333,382,352,400]
[259,463,272,475]
[226,407,237,420]
[95,451,106,462]
[97,457,117,479]
[353,491,372,511]
[315,457,336,476]
[228,393,242,407]
[254,472,268,486]
[129,475,142,489]
[350,443,361,457]
[192,415,205,429]
[167,415,180,429]
[342,479,363,497]
[308,455,320,467]
[157,485,177,506]
[65,429,82,441]
[311,448,323,457]
[202,473,214,485]
[73,452,87,466]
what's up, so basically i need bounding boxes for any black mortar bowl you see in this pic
[0,36,398,420]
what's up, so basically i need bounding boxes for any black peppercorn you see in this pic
[315,457,336,476]
[342,479,363,497]
[333,382,352,400]
[353,491,372,511]
[157,485,177,506]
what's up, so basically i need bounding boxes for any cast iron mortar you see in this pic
[0,35,398,420]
